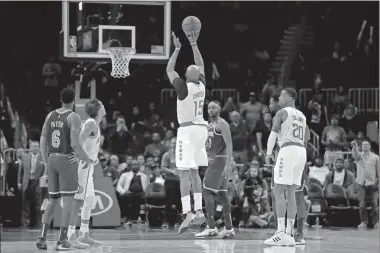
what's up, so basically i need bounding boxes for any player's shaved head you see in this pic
[186,64,200,82]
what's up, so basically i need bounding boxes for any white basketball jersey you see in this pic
[177,81,207,125]
[81,118,100,161]
[277,107,307,147]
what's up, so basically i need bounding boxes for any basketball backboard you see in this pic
[61,1,171,62]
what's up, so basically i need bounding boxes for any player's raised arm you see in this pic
[79,120,98,146]
[188,31,205,76]
[219,119,233,174]
[68,113,90,163]
[166,32,181,84]
[267,109,287,156]
[40,112,52,166]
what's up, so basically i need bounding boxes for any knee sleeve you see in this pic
[81,196,94,221]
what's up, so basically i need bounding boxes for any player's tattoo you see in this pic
[271,109,287,133]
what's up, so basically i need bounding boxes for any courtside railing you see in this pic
[298,88,337,109]
[210,89,240,105]
[309,128,320,157]
[348,88,379,114]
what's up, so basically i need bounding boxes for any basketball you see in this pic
[182,16,202,34]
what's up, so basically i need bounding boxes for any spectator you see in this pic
[240,92,263,132]
[109,116,133,157]
[110,155,120,172]
[118,155,133,173]
[352,140,379,229]
[308,156,330,185]
[18,142,45,228]
[221,97,238,120]
[253,112,272,157]
[136,154,146,173]
[323,158,355,189]
[42,57,61,106]
[240,185,272,228]
[5,151,21,197]
[161,130,174,151]
[130,106,145,132]
[240,164,269,200]
[143,156,159,182]
[117,162,149,225]
[321,115,347,168]
[344,158,356,177]
[144,133,166,158]
[100,156,119,187]
[161,137,181,226]
[230,111,248,164]
[307,93,328,136]
[340,104,363,142]
[331,85,349,116]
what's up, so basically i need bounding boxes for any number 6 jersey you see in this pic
[277,107,307,147]
[46,110,75,154]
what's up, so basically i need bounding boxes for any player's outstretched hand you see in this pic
[186,31,199,44]
[172,32,181,49]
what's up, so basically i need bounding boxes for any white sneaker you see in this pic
[264,231,295,246]
[194,226,218,238]
[218,227,235,239]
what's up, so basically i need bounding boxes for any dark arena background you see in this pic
[0,1,379,253]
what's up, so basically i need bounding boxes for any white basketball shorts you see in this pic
[176,125,208,169]
[274,145,307,186]
[74,160,95,200]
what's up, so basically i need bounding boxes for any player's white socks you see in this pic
[277,217,286,232]
[286,219,295,235]
[68,225,76,238]
[181,195,191,214]
[80,220,90,234]
[193,193,203,211]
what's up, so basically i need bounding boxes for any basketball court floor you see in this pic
[1,226,378,253]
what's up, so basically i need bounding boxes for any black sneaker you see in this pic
[55,239,73,251]
[36,236,47,250]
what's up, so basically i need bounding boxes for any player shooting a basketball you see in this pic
[166,26,208,234]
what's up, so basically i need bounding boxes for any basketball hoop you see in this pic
[104,47,136,78]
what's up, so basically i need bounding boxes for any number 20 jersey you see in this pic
[46,110,74,154]
[176,81,207,125]
[277,107,307,147]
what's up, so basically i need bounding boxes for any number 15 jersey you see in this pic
[277,107,307,147]
[46,110,74,154]
[177,80,207,125]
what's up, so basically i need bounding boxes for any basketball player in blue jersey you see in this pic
[36,88,92,250]
[264,88,310,246]
[166,31,208,234]
[195,101,235,239]
[268,93,309,245]
[67,99,106,248]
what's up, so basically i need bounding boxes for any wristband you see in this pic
[190,42,197,45]
[175,48,180,51]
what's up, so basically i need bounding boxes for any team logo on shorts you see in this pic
[279,157,284,178]
[178,140,183,161]
[77,185,84,194]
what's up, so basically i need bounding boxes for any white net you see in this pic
[104,47,136,78]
